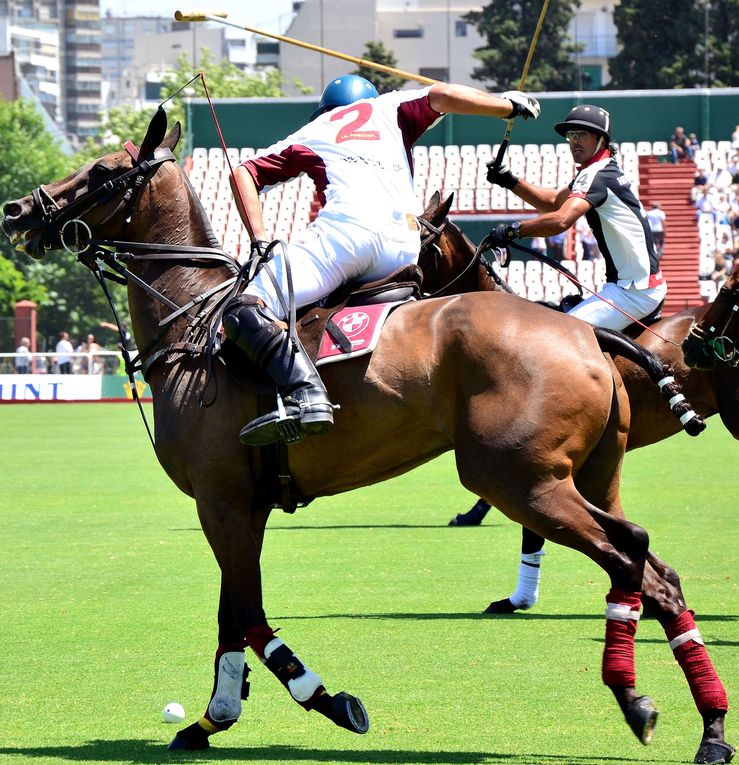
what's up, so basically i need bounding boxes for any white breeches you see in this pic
[566,281,668,331]
[244,212,421,320]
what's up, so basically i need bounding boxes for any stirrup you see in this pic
[240,396,334,447]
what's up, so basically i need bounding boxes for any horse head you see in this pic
[2,109,187,259]
[682,264,739,372]
[417,191,502,296]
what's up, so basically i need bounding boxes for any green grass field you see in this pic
[0,403,736,765]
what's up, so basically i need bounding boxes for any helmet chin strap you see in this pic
[594,136,604,153]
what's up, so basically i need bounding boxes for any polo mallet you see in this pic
[174,10,438,86]
[489,0,551,174]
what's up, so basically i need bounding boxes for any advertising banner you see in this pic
[0,374,151,402]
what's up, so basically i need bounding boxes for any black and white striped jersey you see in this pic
[569,150,664,289]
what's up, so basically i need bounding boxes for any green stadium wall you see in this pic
[187,88,739,152]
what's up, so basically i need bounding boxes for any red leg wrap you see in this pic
[665,610,728,713]
[602,588,642,687]
[244,625,276,660]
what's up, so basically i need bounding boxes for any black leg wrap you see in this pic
[168,722,211,751]
[694,739,736,764]
[624,695,659,745]
[264,642,308,690]
[313,691,370,734]
[448,499,491,526]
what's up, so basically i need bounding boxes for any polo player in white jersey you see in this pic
[223,75,540,447]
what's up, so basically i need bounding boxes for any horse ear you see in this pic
[439,193,454,220]
[138,106,168,158]
[162,122,182,152]
[422,191,454,226]
[420,190,442,220]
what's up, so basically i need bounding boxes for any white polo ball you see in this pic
[162,702,186,723]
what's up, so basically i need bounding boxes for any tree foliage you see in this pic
[0,99,73,347]
[609,0,739,89]
[353,41,406,94]
[703,0,739,87]
[608,1,705,88]
[74,51,291,164]
[464,0,587,91]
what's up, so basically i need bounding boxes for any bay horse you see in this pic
[1,111,733,764]
[421,202,739,620]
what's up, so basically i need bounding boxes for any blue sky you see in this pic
[99,0,296,33]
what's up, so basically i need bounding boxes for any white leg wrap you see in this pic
[207,651,244,723]
[263,638,323,703]
[605,603,641,622]
[509,550,545,609]
[669,628,704,650]
[286,668,323,703]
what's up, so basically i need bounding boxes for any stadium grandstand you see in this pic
[184,136,737,315]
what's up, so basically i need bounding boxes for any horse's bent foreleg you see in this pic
[642,553,734,763]
[244,624,369,734]
[485,527,546,614]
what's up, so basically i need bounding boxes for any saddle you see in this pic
[221,263,423,393]
[298,263,423,361]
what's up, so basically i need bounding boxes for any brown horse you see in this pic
[422,200,739,450]
[2,112,732,764]
[423,202,739,618]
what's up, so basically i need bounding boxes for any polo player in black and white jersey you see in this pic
[485,104,667,330]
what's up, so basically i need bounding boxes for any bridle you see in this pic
[27,140,260,443]
[31,144,178,252]
[686,278,739,367]
[417,216,509,297]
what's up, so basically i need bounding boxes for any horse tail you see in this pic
[593,327,706,437]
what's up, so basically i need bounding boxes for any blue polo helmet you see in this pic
[310,75,379,121]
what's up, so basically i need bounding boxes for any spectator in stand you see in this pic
[646,202,667,257]
[689,132,700,152]
[55,331,74,374]
[693,166,709,196]
[695,188,715,219]
[574,217,600,260]
[706,162,733,192]
[732,124,739,150]
[76,333,102,374]
[710,251,730,285]
[546,230,567,261]
[15,336,31,374]
[728,153,739,184]
[529,235,547,259]
[669,126,694,163]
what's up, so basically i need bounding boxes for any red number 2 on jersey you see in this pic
[331,103,380,143]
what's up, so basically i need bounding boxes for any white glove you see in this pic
[502,90,541,120]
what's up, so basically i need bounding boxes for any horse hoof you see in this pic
[315,691,369,734]
[625,695,659,745]
[167,722,211,751]
[483,598,519,615]
[448,513,482,526]
[694,739,736,764]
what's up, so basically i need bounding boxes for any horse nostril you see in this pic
[3,201,22,218]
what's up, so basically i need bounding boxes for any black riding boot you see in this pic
[223,298,335,446]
